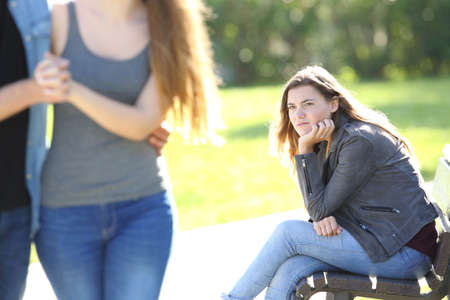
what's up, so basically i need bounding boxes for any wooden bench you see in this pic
[295,151,450,300]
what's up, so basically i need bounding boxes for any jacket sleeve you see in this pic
[295,136,376,222]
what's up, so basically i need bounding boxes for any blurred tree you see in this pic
[205,0,450,85]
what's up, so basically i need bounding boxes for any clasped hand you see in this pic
[313,216,342,237]
[33,53,170,153]
[34,52,71,103]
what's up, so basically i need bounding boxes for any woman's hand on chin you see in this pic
[298,119,335,154]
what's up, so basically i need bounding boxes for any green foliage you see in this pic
[205,0,450,85]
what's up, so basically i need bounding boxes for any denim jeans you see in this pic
[35,191,175,300]
[0,206,31,300]
[222,220,432,300]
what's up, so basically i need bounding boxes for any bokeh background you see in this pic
[164,0,450,230]
[31,0,450,278]
[207,0,450,86]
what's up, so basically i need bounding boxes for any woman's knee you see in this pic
[273,220,311,240]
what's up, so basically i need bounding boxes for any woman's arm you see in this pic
[68,76,169,141]
[48,4,167,141]
[296,135,376,222]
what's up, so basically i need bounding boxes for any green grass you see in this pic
[164,77,450,230]
[30,243,38,264]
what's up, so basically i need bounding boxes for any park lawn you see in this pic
[164,76,450,230]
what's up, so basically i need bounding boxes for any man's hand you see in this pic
[313,216,342,237]
[148,121,172,155]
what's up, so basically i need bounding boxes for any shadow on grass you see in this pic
[422,169,435,181]
[224,122,271,140]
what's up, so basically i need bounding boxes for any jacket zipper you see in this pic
[361,206,400,214]
[302,159,312,196]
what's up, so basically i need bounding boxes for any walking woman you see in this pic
[33,0,220,299]
[222,65,438,300]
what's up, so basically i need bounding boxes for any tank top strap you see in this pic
[63,2,86,54]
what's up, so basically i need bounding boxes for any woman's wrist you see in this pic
[298,144,314,155]
[67,81,81,104]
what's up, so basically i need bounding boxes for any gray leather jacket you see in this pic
[295,112,437,262]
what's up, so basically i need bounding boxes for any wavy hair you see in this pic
[271,65,417,172]
[146,0,223,143]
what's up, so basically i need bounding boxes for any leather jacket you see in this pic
[295,111,437,262]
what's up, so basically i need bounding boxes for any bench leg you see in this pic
[325,291,352,300]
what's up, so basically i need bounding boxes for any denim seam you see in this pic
[293,241,366,257]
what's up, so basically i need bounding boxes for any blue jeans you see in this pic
[222,220,432,300]
[0,206,31,300]
[35,191,175,300]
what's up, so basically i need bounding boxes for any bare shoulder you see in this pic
[51,1,71,55]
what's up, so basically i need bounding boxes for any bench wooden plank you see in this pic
[434,232,450,276]
[425,270,443,291]
[432,157,450,215]
[376,277,420,296]
[313,272,327,289]
[326,272,372,292]
[296,278,314,299]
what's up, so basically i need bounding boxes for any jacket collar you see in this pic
[328,110,350,154]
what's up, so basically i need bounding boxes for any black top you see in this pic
[0,3,31,210]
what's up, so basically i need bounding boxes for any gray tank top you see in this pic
[41,2,170,207]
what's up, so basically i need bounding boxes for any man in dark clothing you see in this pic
[0,1,60,298]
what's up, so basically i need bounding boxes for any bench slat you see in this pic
[313,272,327,289]
[326,272,372,292]
[434,232,450,276]
[376,277,420,296]
[425,270,443,291]
[296,278,314,299]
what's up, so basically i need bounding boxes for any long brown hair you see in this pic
[146,0,222,143]
[271,65,418,172]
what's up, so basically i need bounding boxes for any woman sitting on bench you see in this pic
[222,65,438,300]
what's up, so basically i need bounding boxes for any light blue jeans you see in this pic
[222,220,431,300]
[35,191,175,300]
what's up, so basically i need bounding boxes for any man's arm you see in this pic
[0,54,70,122]
[0,79,43,121]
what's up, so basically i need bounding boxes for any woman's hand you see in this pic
[298,119,335,154]
[34,53,71,102]
[313,216,342,237]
